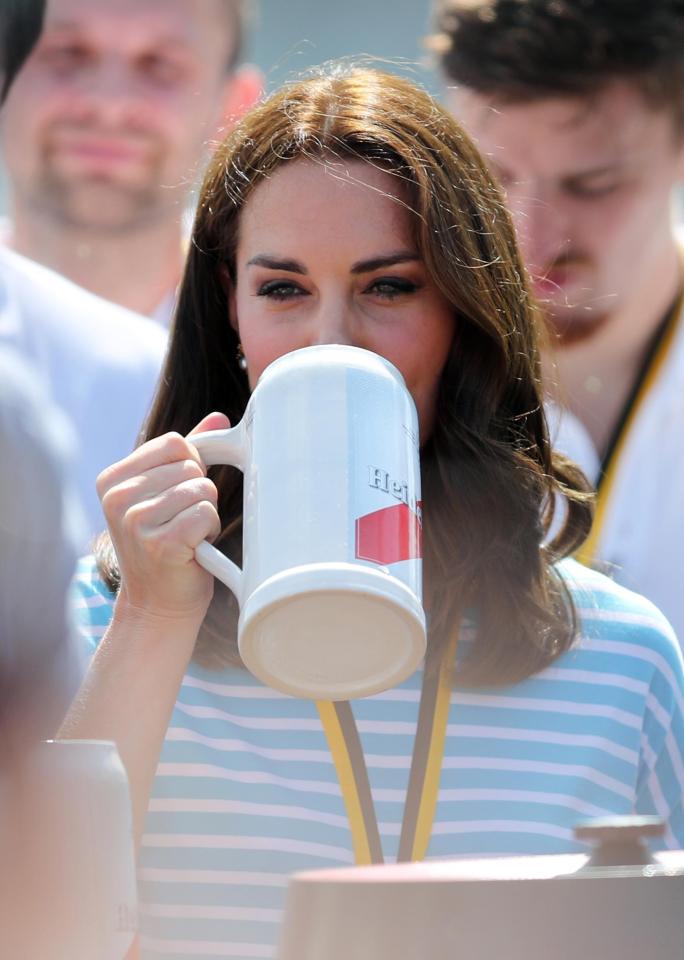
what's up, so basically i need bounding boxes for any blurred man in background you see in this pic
[0,0,83,762]
[432,0,684,645]
[1,24,147,949]
[0,1,166,545]
[0,0,261,326]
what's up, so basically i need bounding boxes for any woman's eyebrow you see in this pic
[246,255,307,274]
[350,252,419,274]
[245,251,420,275]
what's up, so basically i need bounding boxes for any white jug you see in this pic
[0,739,137,959]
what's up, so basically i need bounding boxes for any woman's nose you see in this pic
[310,305,356,347]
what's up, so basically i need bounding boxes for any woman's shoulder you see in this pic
[555,557,682,671]
[70,554,116,656]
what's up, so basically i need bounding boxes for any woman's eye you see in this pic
[256,280,305,301]
[367,277,419,299]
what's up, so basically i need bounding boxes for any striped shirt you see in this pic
[72,556,684,959]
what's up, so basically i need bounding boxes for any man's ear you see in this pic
[219,63,263,130]
[219,263,239,334]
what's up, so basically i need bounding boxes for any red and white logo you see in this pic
[355,502,423,565]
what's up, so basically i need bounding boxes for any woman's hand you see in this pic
[61,412,232,846]
[97,412,230,628]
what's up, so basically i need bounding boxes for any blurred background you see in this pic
[245,0,438,94]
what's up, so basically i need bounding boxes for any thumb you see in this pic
[187,411,231,438]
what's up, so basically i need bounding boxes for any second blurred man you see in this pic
[0,0,261,325]
[433,0,684,642]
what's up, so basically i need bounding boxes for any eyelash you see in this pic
[256,277,420,301]
[256,280,301,301]
[369,277,419,298]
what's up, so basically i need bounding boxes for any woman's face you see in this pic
[228,158,455,441]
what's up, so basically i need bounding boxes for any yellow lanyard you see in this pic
[316,627,459,865]
[576,292,682,567]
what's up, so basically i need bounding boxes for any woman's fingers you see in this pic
[120,495,221,578]
[95,415,233,622]
[97,432,203,499]
[97,413,231,503]
[123,475,219,535]
[187,411,231,438]
[101,459,207,520]
[153,498,222,556]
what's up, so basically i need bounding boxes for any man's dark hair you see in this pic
[0,0,45,101]
[431,0,684,127]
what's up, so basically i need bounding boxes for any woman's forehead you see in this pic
[248,155,409,203]
[236,158,416,250]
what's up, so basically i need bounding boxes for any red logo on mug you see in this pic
[355,503,423,565]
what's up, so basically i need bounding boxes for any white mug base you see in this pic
[237,563,427,700]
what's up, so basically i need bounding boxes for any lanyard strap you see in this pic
[316,626,459,865]
[315,700,383,865]
[576,289,682,567]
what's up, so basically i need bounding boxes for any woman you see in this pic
[64,68,684,959]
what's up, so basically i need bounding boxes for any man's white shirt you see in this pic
[0,247,167,548]
[549,296,684,649]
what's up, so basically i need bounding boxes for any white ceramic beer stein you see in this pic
[192,344,426,700]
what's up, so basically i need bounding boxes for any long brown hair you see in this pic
[97,66,593,685]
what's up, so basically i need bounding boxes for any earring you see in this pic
[236,343,248,371]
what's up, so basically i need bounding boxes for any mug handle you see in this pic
[190,424,246,603]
